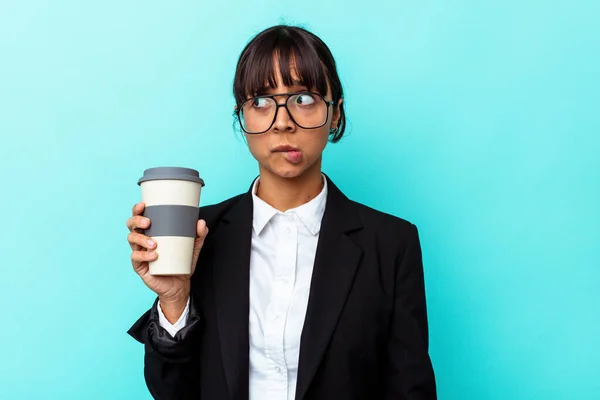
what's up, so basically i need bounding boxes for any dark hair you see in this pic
[233,25,346,143]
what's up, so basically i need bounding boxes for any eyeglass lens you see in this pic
[240,92,328,133]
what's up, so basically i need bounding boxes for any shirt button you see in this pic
[285,228,291,234]
[273,315,280,323]
[275,366,282,373]
[280,278,289,284]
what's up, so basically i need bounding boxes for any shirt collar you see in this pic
[251,174,328,236]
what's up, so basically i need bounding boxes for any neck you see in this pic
[256,162,324,212]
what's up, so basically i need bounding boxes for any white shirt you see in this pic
[158,175,328,400]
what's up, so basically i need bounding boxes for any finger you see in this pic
[126,220,136,233]
[127,215,151,233]
[132,202,145,216]
[127,203,146,232]
[131,250,158,265]
[128,231,157,251]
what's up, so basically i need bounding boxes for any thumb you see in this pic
[190,220,208,275]
[193,219,209,251]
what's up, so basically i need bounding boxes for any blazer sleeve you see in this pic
[384,224,437,399]
[127,296,203,400]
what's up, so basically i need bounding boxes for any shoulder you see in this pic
[348,199,419,242]
[344,200,423,268]
[325,174,419,243]
[198,193,246,227]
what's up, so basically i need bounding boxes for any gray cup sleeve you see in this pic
[143,205,199,238]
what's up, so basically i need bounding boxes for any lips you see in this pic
[272,144,302,164]
[272,144,300,152]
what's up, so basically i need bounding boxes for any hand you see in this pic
[126,202,209,320]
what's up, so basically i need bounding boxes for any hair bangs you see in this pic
[234,29,329,104]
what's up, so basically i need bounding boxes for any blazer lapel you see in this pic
[295,176,364,400]
[211,191,254,400]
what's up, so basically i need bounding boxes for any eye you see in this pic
[293,93,316,106]
[252,97,271,108]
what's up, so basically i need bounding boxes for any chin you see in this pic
[275,168,305,179]
[270,163,307,179]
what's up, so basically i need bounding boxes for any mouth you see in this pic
[272,144,303,163]
[272,144,300,153]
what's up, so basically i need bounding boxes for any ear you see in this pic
[331,98,343,129]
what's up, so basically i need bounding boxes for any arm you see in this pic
[128,296,202,400]
[384,224,437,399]
[126,203,210,399]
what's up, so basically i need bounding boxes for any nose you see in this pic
[272,102,296,133]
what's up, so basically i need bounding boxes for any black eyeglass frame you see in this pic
[235,91,336,134]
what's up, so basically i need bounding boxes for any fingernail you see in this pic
[148,251,157,258]
[147,239,155,247]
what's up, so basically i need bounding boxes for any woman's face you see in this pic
[243,62,342,180]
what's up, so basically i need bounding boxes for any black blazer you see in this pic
[129,175,436,400]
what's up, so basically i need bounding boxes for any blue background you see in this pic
[1,0,599,399]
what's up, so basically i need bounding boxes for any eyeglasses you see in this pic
[236,91,335,134]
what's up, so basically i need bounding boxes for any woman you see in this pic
[127,24,436,400]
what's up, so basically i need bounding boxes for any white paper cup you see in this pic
[138,167,205,275]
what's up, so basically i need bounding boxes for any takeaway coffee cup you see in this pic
[137,167,205,275]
